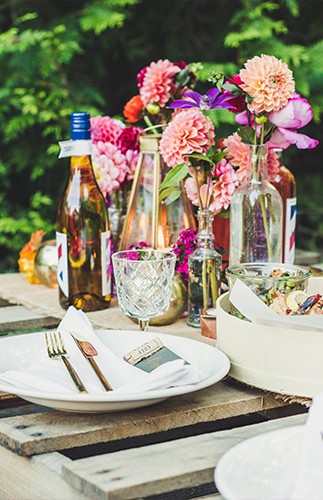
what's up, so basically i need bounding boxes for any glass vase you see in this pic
[118,134,196,250]
[187,210,222,328]
[229,144,283,265]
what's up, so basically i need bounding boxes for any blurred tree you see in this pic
[0,0,322,272]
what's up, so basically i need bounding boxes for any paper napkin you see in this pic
[289,392,323,499]
[0,306,200,395]
[230,279,323,331]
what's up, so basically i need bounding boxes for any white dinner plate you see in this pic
[0,329,230,413]
[214,425,304,500]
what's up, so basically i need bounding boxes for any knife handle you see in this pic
[87,358,113,391]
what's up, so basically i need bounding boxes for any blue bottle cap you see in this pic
[70,112,91,140]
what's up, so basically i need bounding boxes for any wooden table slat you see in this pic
[0,378,292,456]
[61,413,308,500]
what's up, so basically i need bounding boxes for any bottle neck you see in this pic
[196,209,215,249]
[246,144,268,184]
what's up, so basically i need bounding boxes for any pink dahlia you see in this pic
[160,108,215,168]
[140,59,180,108]
[90,116,125,146]
[92,142,129,196]
[211,160,239,212]
[239,54,295,114]
[223,133,248,181]
[223,133,280,183]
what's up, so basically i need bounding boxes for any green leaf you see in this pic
[212,151,227,164]
[159,186,178,203]
[159,164,189,189]
[163,190,182,205]
[237,126,255,143]
[187,153,213,164]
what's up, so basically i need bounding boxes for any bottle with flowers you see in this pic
[159,88,240,327]
[210,54,319,265]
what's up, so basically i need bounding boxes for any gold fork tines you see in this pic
[45,332,88,394]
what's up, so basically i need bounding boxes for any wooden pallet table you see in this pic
[0,274,310,500]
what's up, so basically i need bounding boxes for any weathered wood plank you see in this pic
[0,316,60,333]
[62,413,308,500]
[0,305,44,323]
[0,378,295,456]
[0,445,92,500]
[0,298,12,307]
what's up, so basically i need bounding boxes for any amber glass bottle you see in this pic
[56,112,111,311]
[271,149,297,264]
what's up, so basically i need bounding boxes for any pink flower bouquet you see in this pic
[159,95,239,215]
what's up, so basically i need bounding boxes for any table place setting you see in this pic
[0,305,230,413]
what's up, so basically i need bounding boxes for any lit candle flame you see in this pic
[158,226,165,248]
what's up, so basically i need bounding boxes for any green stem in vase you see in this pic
[258,194,272,259]
[202,258,208,309]
[210,259,219,306]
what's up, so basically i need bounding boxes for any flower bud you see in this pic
[147,103,160,115]
[255,115,267,124]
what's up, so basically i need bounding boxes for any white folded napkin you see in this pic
[0,306,200,395]
[230,279,323,331]
[289,392,323,499]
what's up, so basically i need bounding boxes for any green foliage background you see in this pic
[0,0,322,272]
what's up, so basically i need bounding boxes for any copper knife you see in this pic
[70,331,113,391]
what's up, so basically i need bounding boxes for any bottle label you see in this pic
[284,197,297,264]
[58,140,92,158]
[56,231,69,297]
[101,231,111,296]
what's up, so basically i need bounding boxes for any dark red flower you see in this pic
[117,126,142,154]
[222,74,247,113]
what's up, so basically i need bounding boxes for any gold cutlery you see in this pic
[45,331,88,393]
[70,331,113,391]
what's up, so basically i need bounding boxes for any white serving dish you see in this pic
[214,425,304,500]
[216,277,323,398]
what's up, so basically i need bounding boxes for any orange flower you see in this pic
[123,95,144,122]
[18,230,46,284]
[240,54,295,114]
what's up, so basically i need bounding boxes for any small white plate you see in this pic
[214,425,304,500]
[0,329,230,413]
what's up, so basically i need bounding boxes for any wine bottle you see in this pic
[271,149,297,264]
[56,112,111,311]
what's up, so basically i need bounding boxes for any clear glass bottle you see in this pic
[56,112,111,311]
[229,144,283,265]
[270,149,297,264]
[187,210,222,328]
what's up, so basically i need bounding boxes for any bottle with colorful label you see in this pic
[271,149,297,264]
[56,112,111,311]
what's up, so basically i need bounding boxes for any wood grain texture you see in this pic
[0,446,91,500]
[62,413,307,500]
[0,378,290,456]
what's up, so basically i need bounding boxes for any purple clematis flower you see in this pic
[169,88,233,110]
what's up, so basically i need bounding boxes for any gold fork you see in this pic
[45,331,88,394]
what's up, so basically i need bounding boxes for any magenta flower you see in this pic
[235,94,319,150]
[267,93,319,150]
[169,88,233,110]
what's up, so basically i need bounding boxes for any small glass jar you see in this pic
[187,210,222,328]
